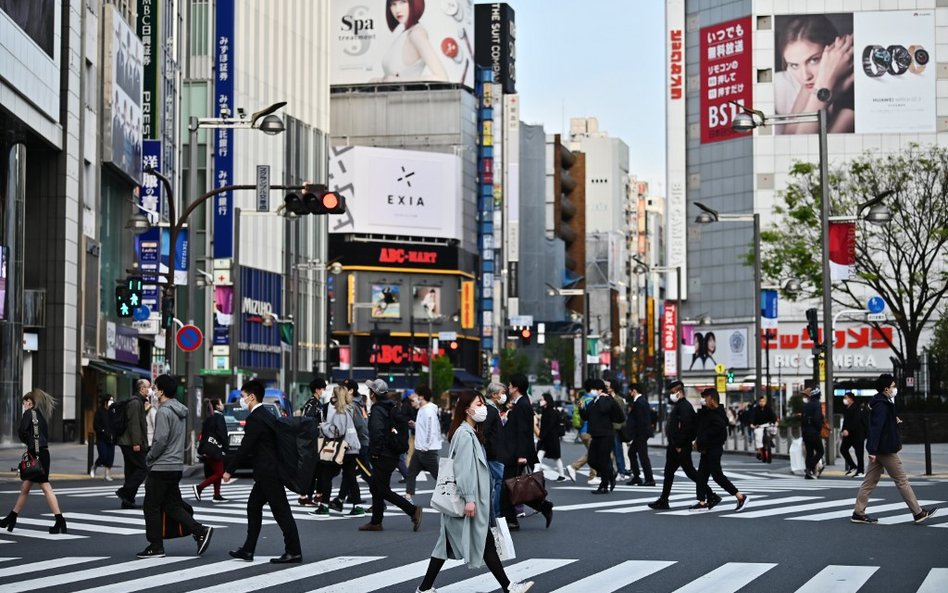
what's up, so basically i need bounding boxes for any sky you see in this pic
[476,0,667,191]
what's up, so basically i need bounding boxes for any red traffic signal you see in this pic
[449,340,459,350]
[519,328,532,345]
[284,184,346,216]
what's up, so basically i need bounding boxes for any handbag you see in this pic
[430,457,465,517]
[318,415,350,465]
[490,517,516,561]
[18,411,45,482]
[503,466,547,506]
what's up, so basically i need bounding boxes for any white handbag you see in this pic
[430,457,465,517]
[491,518,516,561]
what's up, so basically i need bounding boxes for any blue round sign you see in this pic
[867,296,885,314]
[133,305,151,322]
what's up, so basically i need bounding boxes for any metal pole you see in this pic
[753,213,762,399]
[314,218,329,378]
[582,291,589,384]
[818,108,836,465]
[231,208,241,387]
[675,267,682,383]
[184,118,199,464]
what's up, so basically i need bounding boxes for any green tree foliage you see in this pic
[757,144,948,383]
[419,354,456,400]
[499,348,530,385]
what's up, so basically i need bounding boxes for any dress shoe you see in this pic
[121,501,139,510]
[541,501,554,529]
[358,522,384,531]
[609,475,617,492]
[591,488,608,495]
[626,477,643,486]
[411,506,424,532]
[229,548,254,561]
[642,480,656,487]
[648,499,670,510]
[270,553,302,564]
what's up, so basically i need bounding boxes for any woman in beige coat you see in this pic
[415,390,533,593]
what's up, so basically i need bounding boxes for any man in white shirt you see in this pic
[404,385,442,501]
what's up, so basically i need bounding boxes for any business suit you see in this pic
[500,394,550,525]
[627,394,654,483]
[227,404,300,556]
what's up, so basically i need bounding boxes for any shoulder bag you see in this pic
[430,456,465,517]
[18,411,45,482]
[503,465,547,506]
[318,414,350,465]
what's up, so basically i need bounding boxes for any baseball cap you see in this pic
[366,379,389,395]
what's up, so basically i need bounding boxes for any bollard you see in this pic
[923,418,932,476]
[87,432,95,475]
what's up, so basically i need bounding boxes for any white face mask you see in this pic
[589,389,600,396]
[239,395,250,410]
[470,407,488,423]
[889,387,898,398]
[320,391,332,404]
[496,393,507,405]
[107,399,115,408]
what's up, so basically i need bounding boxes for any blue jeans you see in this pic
[614,436,627,474]
[488,460,505,520]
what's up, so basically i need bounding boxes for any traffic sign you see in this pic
[716,375,727,393]
[438,331,457,341]
[133,305,151,322]
[867,296,885,314]
[715,363,726,375]
[176,324,204,352]
[867,313,886,321]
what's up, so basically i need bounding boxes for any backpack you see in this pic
[557,410,570,437]
[571,405,582,430]
[270,416,320,495]
[108,399,131,438]
[386,407,410,455]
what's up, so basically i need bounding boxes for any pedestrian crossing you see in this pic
[0,554,944,593]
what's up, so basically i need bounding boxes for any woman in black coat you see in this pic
[536,393,566,481]
[193,398,229,503]
[0,389,67,533]
[91,394,116,481]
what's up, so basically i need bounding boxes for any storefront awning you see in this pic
[86,360,150,379]
[453,369,485,387]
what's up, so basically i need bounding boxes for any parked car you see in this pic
[222,402,282,470]
[227,387,292,417]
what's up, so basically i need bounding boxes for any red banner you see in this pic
[829,221,857,281]
[700,16,753,143]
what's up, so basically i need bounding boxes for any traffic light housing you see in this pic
[805,308,820,345]
[726,368,735,384]
[449,340,459,351]
[284,184,346,216]
[115,287,133,318]
[519,327,532,345]
[161,296,175,329]
[126,276,143,309]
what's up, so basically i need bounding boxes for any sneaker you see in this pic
[358,522,384,531]
[192,484,202,502]
[735,494,750,513]
[566,466,577,482]
[508,581,535,593]
[852,472,864,478]
[311,505,330,516]
[136,546,165,559]
[689,502,709,512]
[327,498,344,512]
[404,494,413,503]
[298,496,318,507]
[805,471,815,480]
[89,466,96,479]
[104,473,114,482]
[556,476,567,481]
[212,496,228,504]
[844,468,855,477]
[194,526,214,556]
[648,499,670,510]
[851,512,877,524]
[642,480,657,487]
[222,477,238,485]
[588,477,601,486]
[348,506,366,516]
[707,493,723,510]
[914,507,937,524]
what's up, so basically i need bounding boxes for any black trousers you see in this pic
[143,470,202,546]
[696,445,738,501]
[588,435,615,485]
[243,473,301,555]
[500,463,547,522]
[803,433,824,473]
[840,435,865,473]
[337,454,364,504]
[627,437,653,482]
[659,444,699,499]
[369,456,416,525]
[117,445,148,502]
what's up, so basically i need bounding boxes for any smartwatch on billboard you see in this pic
[889,46,912,75]
[862,45,889,77]
[816,88,832,103]
[909,45,929,74]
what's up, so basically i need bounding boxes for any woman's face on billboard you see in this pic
[783,39,824,88]
[389,0,409,25]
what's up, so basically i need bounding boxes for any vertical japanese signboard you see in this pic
[213,0,235,259]
[662,302,678,377]
[700,16,753,144]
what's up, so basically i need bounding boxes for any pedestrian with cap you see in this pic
[801,385,824,479]
[649,380,700,510]
[690,388,749,513]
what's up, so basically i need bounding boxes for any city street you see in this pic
[0,440,945,593]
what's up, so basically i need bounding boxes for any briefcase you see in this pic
[504,469,547,506]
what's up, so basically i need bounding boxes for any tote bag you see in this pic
[430,457,465,517]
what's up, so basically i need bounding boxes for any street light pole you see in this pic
[817,108,836,465]
[753,213,762,401]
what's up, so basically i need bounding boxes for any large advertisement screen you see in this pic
[328,146,461,240]
[700,16,753,144]
[773,11,934,134]
[331,0,474,88]
[104,6,143,183]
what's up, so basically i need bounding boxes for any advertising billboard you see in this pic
[682,326,749,371]
[773,11,934,134]
[413,286,441,320]
[213,0,235,258]
[103,6,143,183]
[370,284,401,319]
[238,266,283,370]
[328,146,461,240]
[330,0,474,88]
[474,3,515,94]
[665,0,686,299]
[699,16,753,144]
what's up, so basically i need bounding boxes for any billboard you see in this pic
[238,266,283,370]
[213,0,235,258]
[328,146,462,240]
[700,16,753,144]
[103,6,143,183]
[665,0,686,299]
[474,3,515,94]
[370,284,401,319]
[773,11,934,134]
[413,286,441,320]
[682,326,749,371]
[330,0,474,88]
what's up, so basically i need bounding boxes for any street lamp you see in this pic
[632,256,681,384]
[694,201,763,401]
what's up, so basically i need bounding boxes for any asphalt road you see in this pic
[0,440,945,593]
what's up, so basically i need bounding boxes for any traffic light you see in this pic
[449,340,459,351]
[115,287,133,318]
[726,368,735,384]
[126,276,143,309]
[161,296,175,329]
[805,308,820,345]
[283,184,346,216]
[519,327,532,345]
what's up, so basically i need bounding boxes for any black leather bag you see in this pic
[504,467,547,506]
[18,411,44,481]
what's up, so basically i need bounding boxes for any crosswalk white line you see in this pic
[548,560,677,593]
[671,562,777,593]
[599,497,698,514]
[556,493,695,512]
[72,558,270,593]
[917,568,948,593]
[13,517,144,536]
[104,509,270,525]
[788,500,942,523]
[722,498,881,519]
[793,565,879,593]
[0,527,85,540]
[183,556,383,593]
[63,512,152,525]
[0,556,105,579]
[5,556,194,590]
[439,558,576,593]
[660,495,817,516]
[303,558,465,593]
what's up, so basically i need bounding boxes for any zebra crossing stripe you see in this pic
[0,556,105,579]
[556,493,695,512]
[187,556,383,593]
[13,517,144,536]
[548,560,677,593]
[788,500,943,523]
[917,568,948,593]
[722,498,881,519]
[5,556,194,590]
[658,495,810,516]
[63,512,151,525]
[0,527,85,540]
[72,558,269,593]
[670,562,777,593]
[793,565,879,593]
[303,558,465,593]
[599,496,699,514]
[439,558,577,593]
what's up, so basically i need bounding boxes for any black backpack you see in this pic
[107,399,131,438]
[557,410,570,437]
[270,416,320,495]
[386,407,410,455]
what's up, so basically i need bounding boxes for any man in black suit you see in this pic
[625,383,655,486]
[501,373,553,530]
[222,380,302,564]
[581,378,625,494]
[649,380,702,510]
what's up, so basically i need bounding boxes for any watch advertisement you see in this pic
[773,11,934,135]
[699,16,753,144]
